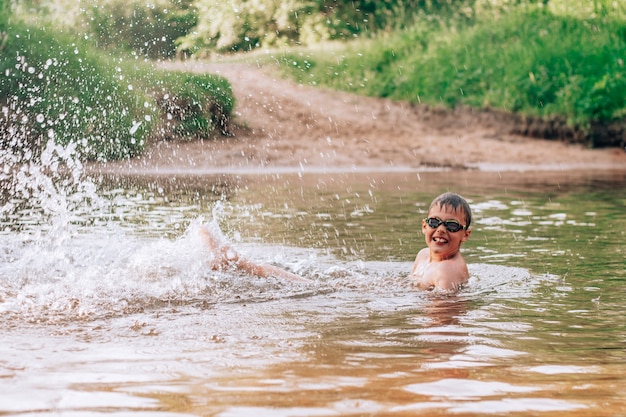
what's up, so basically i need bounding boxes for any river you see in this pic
[1,167,625,416]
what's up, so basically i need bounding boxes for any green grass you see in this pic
[3,1,623,154]
[275,8,626,146]
[0,22,152,160]
[0,8,234,161]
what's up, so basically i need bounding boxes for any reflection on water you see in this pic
[1,169,625,416]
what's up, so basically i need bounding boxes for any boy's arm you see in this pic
[199,226,238,270]
[409,248,429,275]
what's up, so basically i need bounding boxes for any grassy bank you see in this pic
[3,1,624,152]
[0,7,234,161]
[275,7,626,147]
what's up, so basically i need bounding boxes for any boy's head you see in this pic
[428,192,472,229]
[422,192,472,259]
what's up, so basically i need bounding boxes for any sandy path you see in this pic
[92,61,626,175]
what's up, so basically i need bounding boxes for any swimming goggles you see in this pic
[423,217,468,233]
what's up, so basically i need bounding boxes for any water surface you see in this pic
[1,168,625,416]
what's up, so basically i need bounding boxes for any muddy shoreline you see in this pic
[88,61,626,177]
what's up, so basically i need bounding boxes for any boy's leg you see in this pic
[199,225,310,282]
[199,226,239,270]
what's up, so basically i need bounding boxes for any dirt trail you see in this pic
[93,61,626,174]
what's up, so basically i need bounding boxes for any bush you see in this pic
[147,70,235,140]
[0,21,153,160]
[444,10,626,128]
[86,0,197,59]
[276,6,626,144]
[1,8,235,161]
[178,0,479,55]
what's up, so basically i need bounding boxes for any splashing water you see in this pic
[1,119,103,229]
[0,112,540,335]
[4,133,618,416]
[0,156,537,326]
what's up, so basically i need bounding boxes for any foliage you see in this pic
[180,0,626,55]
[0,6,235,160]
[147,70,235,139]
[8,0,85,28]
[10,0,197,60]
[276,4,626,145]
[0,2,8,26]
[178,0,481,55]
[177,0,316,54]
[12,0,626,59]
[85,0,197,59]
[4,0,625,151]
[0,19,153,160]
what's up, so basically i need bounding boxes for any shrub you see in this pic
[1,5,235,160]
[86,0,197,59]
[0,22,153,160]
[147,70,235,140]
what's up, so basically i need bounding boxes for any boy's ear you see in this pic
[461,228,472,242]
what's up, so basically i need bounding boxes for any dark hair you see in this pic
[429,192,472,228]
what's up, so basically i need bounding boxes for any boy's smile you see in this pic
[432,235,449,244]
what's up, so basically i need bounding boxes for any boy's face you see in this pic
[422,204,471,260]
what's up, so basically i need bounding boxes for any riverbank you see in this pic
[89,62,626,176]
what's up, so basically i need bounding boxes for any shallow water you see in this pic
[1,168,625,416]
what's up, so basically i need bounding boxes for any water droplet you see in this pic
[130,121,142,135]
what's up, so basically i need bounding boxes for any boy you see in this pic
[410,192,472,291]
[200,191,472,292]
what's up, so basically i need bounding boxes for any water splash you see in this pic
[0,127,543,326]
[0,195,541,326]
[1,139,103,230]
